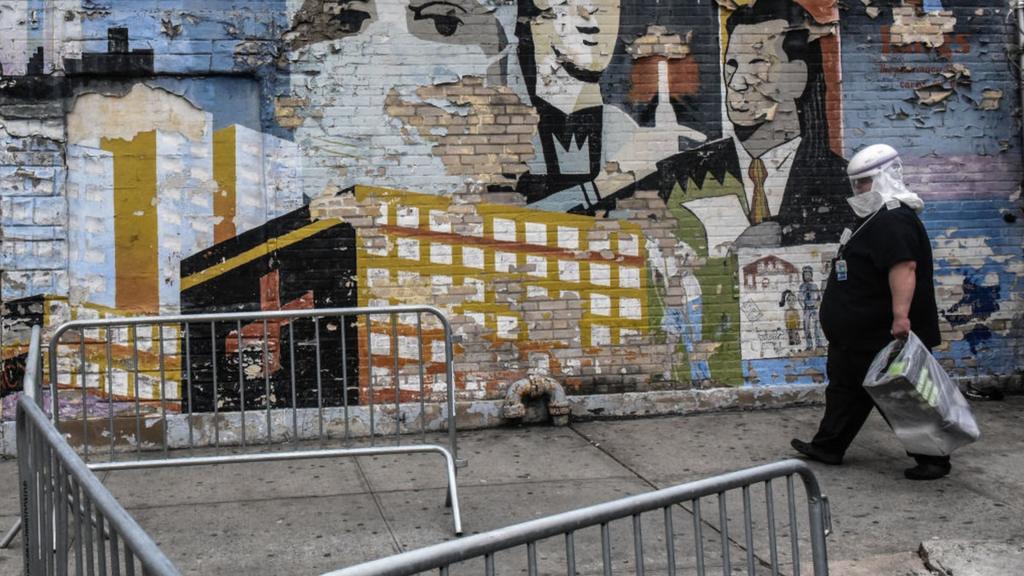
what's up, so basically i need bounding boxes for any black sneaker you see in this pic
[790,439,843,465]
[904,462,951,481]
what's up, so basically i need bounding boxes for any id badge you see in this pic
[835,259,848,281]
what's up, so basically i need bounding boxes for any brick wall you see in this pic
[0,0,1020,411]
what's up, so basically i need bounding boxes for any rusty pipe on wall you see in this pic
[502,375,570,425]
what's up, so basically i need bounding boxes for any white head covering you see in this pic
[846,145,924,217]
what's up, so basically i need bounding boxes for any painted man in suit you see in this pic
[646,0,853,255]
[511,0,707,214]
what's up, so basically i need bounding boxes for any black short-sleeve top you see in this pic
[819,203,941,352]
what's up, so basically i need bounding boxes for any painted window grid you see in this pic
[353,187,649,348]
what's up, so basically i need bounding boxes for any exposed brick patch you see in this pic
[384,77,540,187]
[890,7,956,47]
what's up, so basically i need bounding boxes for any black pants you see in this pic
[811,345,951,467]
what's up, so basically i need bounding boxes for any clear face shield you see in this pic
[846,157,908,218]
[848,157,905,197]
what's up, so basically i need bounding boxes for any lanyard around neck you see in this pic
[838,207,883,258]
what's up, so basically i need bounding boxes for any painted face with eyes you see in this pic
[285,0,515,195]
[530,0,621,80]
[723,19,807,128]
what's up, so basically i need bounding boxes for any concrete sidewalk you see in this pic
[0,397,1021,575]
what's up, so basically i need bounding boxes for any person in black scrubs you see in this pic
[790,143,951,481]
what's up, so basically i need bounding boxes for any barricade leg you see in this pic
[0,518,21,548]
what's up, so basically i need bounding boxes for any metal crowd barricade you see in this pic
[3,305,463,549]
[17,325,181,575]
[324,459,832,576]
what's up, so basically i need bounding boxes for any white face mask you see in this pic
[847,189,883,218]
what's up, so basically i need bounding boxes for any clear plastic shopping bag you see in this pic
[863,331,980,456]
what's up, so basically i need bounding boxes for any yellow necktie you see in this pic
[748,157,769,225]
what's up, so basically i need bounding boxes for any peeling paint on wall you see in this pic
[890,6,956,48]
[68,84,208,144]
[977,88,1002,111]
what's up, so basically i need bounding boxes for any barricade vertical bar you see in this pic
[72,478,83,575]
[392,313,400,443]
[158,326,168,454]
[37,429,47,576]
[718,492,730,576]
[126,548,136,576]
[43,444,53,576]
[340,315,350,443]
[237,320,246,448]
[263,320,271,445]
[565,531,576,576]
[27,430,37,574]
[34,424,43,569]
[315,317,324,441]
[693,498,705,576]
[416,312,426,445]
[210,322,220,448]
[132,325,141,455]
[601,522,612,576]
[16,412,27,575]
[743,485,754,574]
[288,322,297,443]
[787,475,800,576]
[80,334,89,460]
[804,478,829,576]
[106,332,115,461]
[36,427,46,575]
[663,506,676,576]
[39,432,48,576]
[485,553,495,576]
[50,334,60,427]
[765,480,779,576]
[633,513,644,576]
[527,541,538,576]
[84,496,95,576]
[110,530,121,576]
[56,459,68,572]
[442,313,457,464]
[184,323,195,451]
[96,515,106,576]
[37,342,43,409]
[23,421,36,576]
[367,313,375,443]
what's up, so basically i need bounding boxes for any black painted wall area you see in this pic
[179,207,359,413]
[0,295,46,398]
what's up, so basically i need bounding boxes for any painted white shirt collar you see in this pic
[732,135,802,217]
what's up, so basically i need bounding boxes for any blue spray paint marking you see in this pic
[923,198,1024,375]
[743,357,827,387]
[663,297,711,381]
[963,325,993,355]
[941,272,1000,327]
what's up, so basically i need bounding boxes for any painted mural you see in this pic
[0,0,1021,418]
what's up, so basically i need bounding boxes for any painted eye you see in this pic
[329,8,372,34]
[411,2,467,37]
[424,11,462,36]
